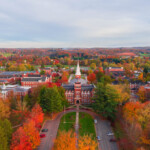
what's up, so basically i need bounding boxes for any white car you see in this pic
[107,132,114,136]
[94,119,97,124]
[97,136,101,141]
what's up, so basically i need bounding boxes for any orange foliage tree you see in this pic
[53,130,77,150]
[23,119,40,149]
[78,135,97,150]
[137,86,146,103]
[29,104,44,128]
[123,102,143,123]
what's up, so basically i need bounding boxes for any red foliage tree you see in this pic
[87,73,96,83]
[30,104,44,129]
[11,127,32,150]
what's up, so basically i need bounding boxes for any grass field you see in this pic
[79,112,96,139]
[0,52,13,57]
[140,53,150,57]
[58,112,76,132]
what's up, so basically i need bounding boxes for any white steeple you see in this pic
[75,60,81,78]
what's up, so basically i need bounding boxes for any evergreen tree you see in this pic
[92,83,118,120]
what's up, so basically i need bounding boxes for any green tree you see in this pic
[0,126,8,150]
[58,87,69,107]
[40,70,45,75]
[92,83,118,120]
[96,71,104,82]
[40,86,63,113]
[0,119,12,150]
[0,119,12,144]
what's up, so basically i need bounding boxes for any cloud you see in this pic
[0,0,150,47]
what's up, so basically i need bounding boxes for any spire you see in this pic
[75,60,81,78]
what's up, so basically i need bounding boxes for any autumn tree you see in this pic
[53,130,77,150]
[139,123,150,149]
[30,104,44,128]
[78,135,97,150]
[110,84,130,105]
[137,86,146,103]
[123,102,143,124]
[0,98,10,119]
[23,119,40,149]
[137,103,150,129]
[87,73,96,83]
[11,127,32,150]
[90,63,96,70]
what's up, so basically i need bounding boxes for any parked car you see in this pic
[94,119,97,124]
[42,129,48,132]
[96,136,101,141]
[40,134,46,138]
[107,132,114,136]
[110,138,116,142]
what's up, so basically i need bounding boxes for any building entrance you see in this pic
[76,100,79,104]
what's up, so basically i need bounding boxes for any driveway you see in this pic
[38,108,118,150]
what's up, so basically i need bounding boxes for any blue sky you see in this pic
[0,0,150,48]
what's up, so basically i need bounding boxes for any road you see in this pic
[38,108,119,150]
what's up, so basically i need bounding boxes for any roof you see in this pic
[70,78,87,85]
[81,84,94,91]
[62,84,74,90]
[116,52,136,56]
[22,77,46,82]
[28,74,41,77]
[75,61,81,76]
[62,84,94,91]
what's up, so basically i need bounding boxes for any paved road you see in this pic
[38,108,119,150]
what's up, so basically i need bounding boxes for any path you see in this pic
[75,105,79,147]
[38,108,119,150]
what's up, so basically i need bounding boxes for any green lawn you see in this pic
[0,52,13,57]
[58,112,76,132]
[79,112,96,138]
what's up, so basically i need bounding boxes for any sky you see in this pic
[0,0,150,48]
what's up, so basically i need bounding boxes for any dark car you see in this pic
[110,138,116,142]
[40,134,46,138]
[42,129,48,132]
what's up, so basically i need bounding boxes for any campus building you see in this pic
[21,73,52,87]
[62,61,95,104]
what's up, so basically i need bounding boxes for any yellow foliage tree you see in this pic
[109,84,130,105]
[78,135,98,150]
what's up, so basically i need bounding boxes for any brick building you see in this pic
[21,74,52,87]
[105,67,125,77]
[62,61,95,104]
[0,84,31,100]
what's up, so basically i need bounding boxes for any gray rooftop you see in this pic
[69,78,87,85]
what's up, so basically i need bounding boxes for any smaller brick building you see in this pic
[105,67,125,77]
[21,74,52,87]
